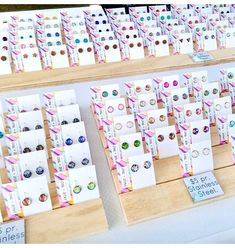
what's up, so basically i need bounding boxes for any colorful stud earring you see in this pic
[73,185,82,194]
[107,106,114,113]
[203,126,209,133]
[182,93,188,100]
[186,110,192,117]
[61,120,68,125]
[122,142,129,150]
[87,182,96,190]
[229,120,235,127]
[78,136,86,143]
[159,115,166,122]
[144,161,151,169]
[65,138,73,146]
[22,127,30,132]
[118,104,124,111]
[145,84,151,91]
[204,90,209,96]
[112,90,118,96]
[213,88,218,94]
[22,197,32,206]
[134,140,141,147]
[196,108,202,115]
[0,131,4,139]
[36,166,44,175]
[35,124,42,130]
[173,95,179,101]
[68,161,76,169]
[131,164,139,172]
[149,99,156,105]
[23,147,31,153]
[192,128,199,135]
[158,134,164,142]
[81,158,89,165]
[73,118,80,123]
[169,132,176,140]
[36,145,44,151]
[148,117,155,124]
[102,91,108,97]
[23,170,32,178]
[39,193,48,202]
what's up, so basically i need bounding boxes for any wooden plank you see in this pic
[0,48,235,92]
[119,166,235,225]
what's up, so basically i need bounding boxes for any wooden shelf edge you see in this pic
[0,48,235,92]
[119,165,235,225]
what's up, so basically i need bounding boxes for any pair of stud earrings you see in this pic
[65,136,86,146]
[121,140,141,150]
[22,193,48,206]
[185,108,202,117]
[135,84,151,93]
[139,99,156,107]
[61,118,80,125]
[107,104,125,113]
[67,158,90,168]
[215,102,231,111]
[102,90,118,97]
[131,161,152,172]
[172,93,188,101]
[192,126,209,135]
[164,80,178,88]
[114,121,134,131]
[191,147,211,158]
[73,182,96,194]
[22,124,43,132]
[23,145,44,153]
[204,88,218,96]
[157,133,176,142]
[192,76,207,83]
[20,107,40,112]
[23,166,45,178]
[148,115,166,124]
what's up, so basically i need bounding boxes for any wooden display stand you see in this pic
[0,111,108,243]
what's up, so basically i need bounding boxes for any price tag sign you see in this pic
[0,219,25,244]
[183,171,224,202]
[189,52,214,62]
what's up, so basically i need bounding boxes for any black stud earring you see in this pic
[35,124,43,130]
[22,127,30,132]
[36,144,44,151]
[81,158,89,165]
[23,147,31,153]
[23,169,32,178]
[73,118,80,123]
[61,120,68,125]
[68,161,76,169]
[36,166,44,175]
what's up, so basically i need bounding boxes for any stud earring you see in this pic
[140,100,146,107]
[144,161,151,169]
[134,140,141,147]
[169,133,175,140]
[23,147,31,153]
[78,136,86,143]
[22,197,32,206]
[73,118,80,123]
[186,110,192,117]
[149,99,156,105]
[39,193,48,202]
[22,127,30,132]
[203,126,209,133]
[107,106,114,113]
[202,147,210,155]
[87,182,96,190]
[115,123,122,130]
[148,117,155,124]
[136,86,141,93]
[0,131,4,139]
[73,185,82,194]
[159,115,166,122]
[61,120,68,125]
[192,128,199,135]
[65,138,73,146]
[102,91,108,97]
[131,164,139,172]
[122,142,129,149]
[224,102,230,109]
[23,170,32,178]
[81,158,89,165]
[173,95,179,101]
[229,120,235,127]
[36,166,44,175]
[36,145,44,151]
[145,84,151,91]
[118,104,124,111]
[68,161,76,169]
[126,121,134,128]
[157,134,164,142]
[192,150,199,158]
[35,124,42,130]
[196,108,202,115]
[112,90,118,96]
[215,104,221,111]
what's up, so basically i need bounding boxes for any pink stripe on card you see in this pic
[218,117,226,123]
[174,106,183,112]
[49,126,61,134]
[144,130,155,137]
[5,156,18,164]
[183,73,191,79]
[117,160,127,167]
[7,115,17,121]
[46,108,57,115]
[6,134,17,141]
[51,148,63,156]
[179,145,189,153]
[108,137,119,145]
[2,185,15,192]
[180,123,189,130]
[137,113,147,119]
[103,119,112,125]
[90,86,100,93]
[54,173,67,180]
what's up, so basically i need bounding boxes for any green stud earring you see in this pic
[134,140,141,147]
[122,142,129,150]
[102,91,108,97]
[87,182,96,190]
[73,185,82,194]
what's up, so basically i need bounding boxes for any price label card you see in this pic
[183,171,224,202]
[189,52,214,62]
[0,219,25,244]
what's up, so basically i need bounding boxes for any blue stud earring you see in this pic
[55,32,60,37]
[23,170,32,178]
[81,158,89,165]
[0,131,4,139]
[78,136,86,143]
[68,161,76,169]
[36,166,44,175]
[83,38,88,43]
[65,138,73,146]
[75,38,80,44]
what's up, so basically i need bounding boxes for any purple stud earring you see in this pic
[78,136,86,143]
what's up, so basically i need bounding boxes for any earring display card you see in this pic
[102,39,121,63]
[190,119,210,143]
[21,47,42,72]
[90,84,120,103]
[76,42,95,65]
[183,171,224,202]
[190,139,214,175]
[184,102,203,123]
[202,30,217,51]
[155,125,178,158]
[127,38,144,60]
[69,165,100,204]
[0,50,11,75]
[7,110,44,133]
[57,104,81,126]
[214,96,232,119]
[152,35,169,57]
[44,89,77,108]
[176,33,194,54]
[128,152,156,190]
[119,132,144,158]
[49,45,70,69]
[225,28,235,48]
[112,114,136,137]
[104,98,127,118]
[137,93,157,112]
[6,94,41,114]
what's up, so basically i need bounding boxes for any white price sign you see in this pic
[183,171,224,202]
[0,219,25,244]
